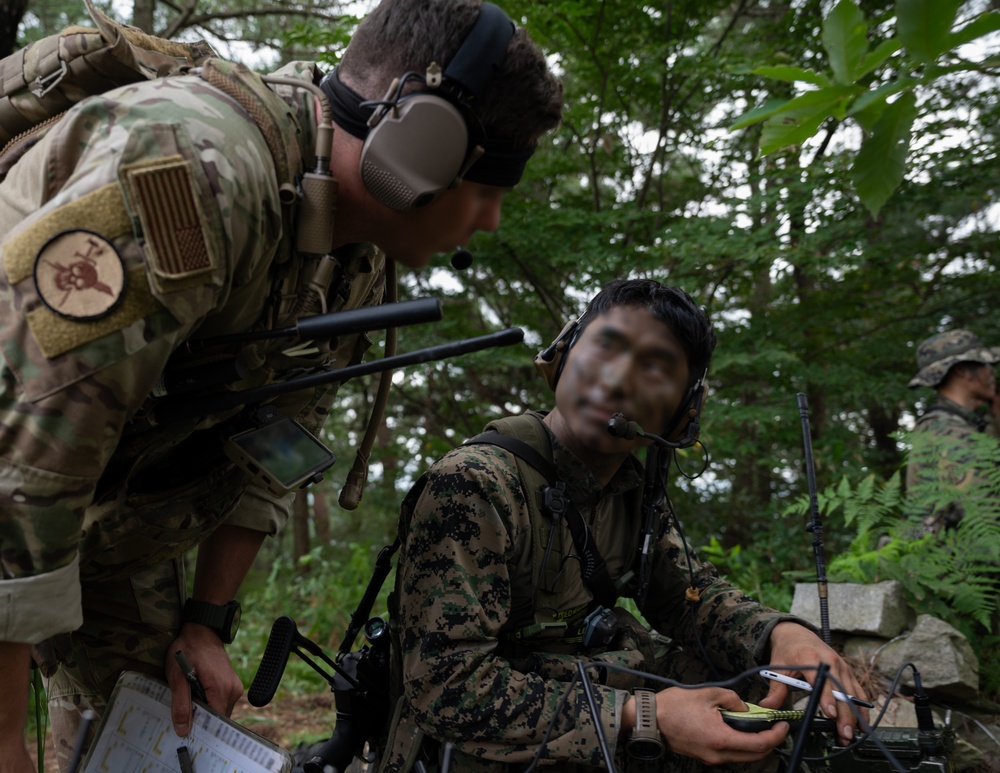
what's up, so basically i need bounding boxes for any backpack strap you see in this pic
[463,428,619,609]
[0,0,215,177]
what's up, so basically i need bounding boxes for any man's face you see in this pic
[550,306,691,464]
[968,363,997,402]
[378,181,508,268]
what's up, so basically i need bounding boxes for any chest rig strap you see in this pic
[462,430,619,609]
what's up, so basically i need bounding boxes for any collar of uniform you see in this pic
[526,410,643,506]
[928,395,988,431]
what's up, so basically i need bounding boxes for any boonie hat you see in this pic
[908,329,1000,388]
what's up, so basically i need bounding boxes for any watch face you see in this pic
[628,738,665,762]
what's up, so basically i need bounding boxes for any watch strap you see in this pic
[633,689,657,738]
[182,598,238,643]
[628,689,665,760]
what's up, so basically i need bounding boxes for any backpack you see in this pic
[0,0,215,181]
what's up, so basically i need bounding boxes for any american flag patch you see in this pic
[125,156,215,279]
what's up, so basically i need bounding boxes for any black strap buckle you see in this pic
[542,482,567,516]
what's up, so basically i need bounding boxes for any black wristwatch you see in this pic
[627,689,665,761]
[182,599,242,644]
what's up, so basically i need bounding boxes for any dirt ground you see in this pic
[28,692,336,772]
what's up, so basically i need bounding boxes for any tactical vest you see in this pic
[379,414,649,773]
[393,413,644,662]
[481,415,644,658]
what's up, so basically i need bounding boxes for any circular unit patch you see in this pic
[33,230,126,320]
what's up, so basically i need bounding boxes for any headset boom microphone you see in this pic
[607,413,676,448]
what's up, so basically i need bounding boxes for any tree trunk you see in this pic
[0,0,29,57]
[292,489,310,564]
[132,0,154,34]
[313,487,330,545]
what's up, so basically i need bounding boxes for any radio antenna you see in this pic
[796,392,831,645]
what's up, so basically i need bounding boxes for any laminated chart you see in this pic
[82,672,292,773]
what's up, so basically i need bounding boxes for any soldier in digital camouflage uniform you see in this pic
[905,329,1000,534]
[379,279,867,773]
[0,1,562,770]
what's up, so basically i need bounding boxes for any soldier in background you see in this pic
[905,329,1000,534]
[0,1,562,770]
[380,279,866,772]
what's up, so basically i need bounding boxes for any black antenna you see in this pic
[796,392,831,645]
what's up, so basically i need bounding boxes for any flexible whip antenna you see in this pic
[796,392,831,645]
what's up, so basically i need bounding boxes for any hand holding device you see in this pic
[719,702,837,733]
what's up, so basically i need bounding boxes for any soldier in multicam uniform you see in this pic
[381,279,867,772]
[0,1,562,770]
[905,329,1000,534]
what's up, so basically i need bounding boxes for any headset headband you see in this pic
[442,2,513,103]
[318,3,534,190]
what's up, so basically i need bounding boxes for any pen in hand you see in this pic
[175,649,208,703]
[760,669,875,708]
[177,745,196,773]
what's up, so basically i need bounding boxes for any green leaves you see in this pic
[823,0,869,85]
[730,0,999,215]
[851,91,917,217]
[757,86,858,155]
[896,0,961,63]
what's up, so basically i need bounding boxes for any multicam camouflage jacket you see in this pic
[905,395,999,533]
[0,61,384,644]
[380,412,793,772]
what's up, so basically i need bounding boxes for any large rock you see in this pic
[790,581,914,637]
[875,615,979,702]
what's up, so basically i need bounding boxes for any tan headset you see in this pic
[533,319,707,448]
[322,2,515,211]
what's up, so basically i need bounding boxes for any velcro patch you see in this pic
[26,264,163,358]
[33,230,126,320]
[121,155,217,285]
[2,183,131,285]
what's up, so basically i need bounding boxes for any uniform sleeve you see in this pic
[641,524,797,674]
[396,447,625,767]
[0,76,280,642]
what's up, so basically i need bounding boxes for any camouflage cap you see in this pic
[908,329,1000,388]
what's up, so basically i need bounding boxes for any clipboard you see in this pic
[81,671,293,773]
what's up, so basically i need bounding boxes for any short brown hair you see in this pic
[340,0,562,148]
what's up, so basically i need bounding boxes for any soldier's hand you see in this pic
[0,641,36,773]
[166,625,244,737]
[654,686,788,765]
[763,622,869,745]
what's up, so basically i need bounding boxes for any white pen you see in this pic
[761,669,875,708]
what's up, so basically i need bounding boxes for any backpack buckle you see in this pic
[32,61,69,98]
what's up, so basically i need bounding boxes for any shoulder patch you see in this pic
[27,264,163,358]
[120,155,218,289]
[33,230,126,319]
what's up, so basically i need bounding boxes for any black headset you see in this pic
[320,2,514,211]
[533,318,707,449]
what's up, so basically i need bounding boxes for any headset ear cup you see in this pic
[534,320,578,391]
[360,94,470,210]
[666,383,706,447]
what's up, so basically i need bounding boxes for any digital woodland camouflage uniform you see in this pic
[0,60,384,765]
[380,412,801,773]
[905,330,1000,534]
